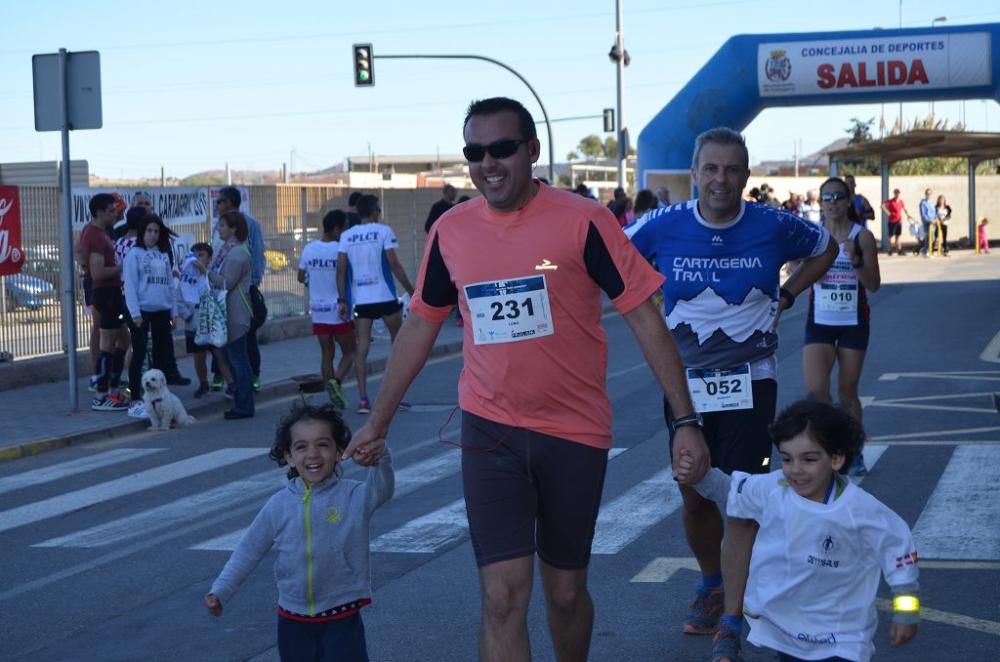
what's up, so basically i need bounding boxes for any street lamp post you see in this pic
[614,0,626,191]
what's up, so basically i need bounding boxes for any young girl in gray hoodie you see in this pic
[205,403,394,661]
[122,215,177,414]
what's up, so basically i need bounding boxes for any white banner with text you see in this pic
[758,32,992,97]
[72,187,210,228]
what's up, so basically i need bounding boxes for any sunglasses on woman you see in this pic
[820,191,850,202]
[463,139,528,162]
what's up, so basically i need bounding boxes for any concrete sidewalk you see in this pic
[0,320,465,462]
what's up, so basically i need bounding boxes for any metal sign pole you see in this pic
[58,48,79,412]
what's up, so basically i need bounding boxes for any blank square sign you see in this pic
[32,50,102,132]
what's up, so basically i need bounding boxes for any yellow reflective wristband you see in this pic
[893,595,920,613]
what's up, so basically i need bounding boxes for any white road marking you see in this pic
[919,560,1000,570]
[0,448,262,534]
[606,363,647,381]
[865,402,995,414]
[866,391,998,403]
[369,448,629,555]
[630,556,700,583]
[870,426,1000,441]
[0,449,166,497]
[191,529,248,552]
[866,440,1000,446]
[592,468,681,554]
[193,449,466,552]
[633,558,1000,586]
[853,444,887,484]
[979,329,1000,364]
[34,470,282,548]
[879,370,1000,382]
[876,598,1000,636]
[371,498,467,553]
[912,445,1000,560]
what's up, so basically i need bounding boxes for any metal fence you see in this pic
[0,184,459,362]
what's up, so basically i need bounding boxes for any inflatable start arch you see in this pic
[637,23,1000,189]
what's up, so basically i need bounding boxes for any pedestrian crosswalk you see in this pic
[0,448,261,535]
[912,445,1000,560]
[1,440,998,567]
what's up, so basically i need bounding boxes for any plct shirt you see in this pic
[300,240,348,324]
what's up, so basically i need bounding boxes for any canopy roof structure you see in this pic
[827,129,1000,165]
[827,129,998,249]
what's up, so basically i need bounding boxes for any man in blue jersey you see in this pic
[336,194,415,414]
[627,127,837,662]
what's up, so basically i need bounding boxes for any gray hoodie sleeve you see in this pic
[209,494,278,606]
[363,450,394,516]
[693,467,732,518]
[123,249,141,321]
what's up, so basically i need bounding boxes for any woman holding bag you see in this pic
[195,210,254,420]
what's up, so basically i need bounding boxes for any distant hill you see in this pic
[178,169,282,186]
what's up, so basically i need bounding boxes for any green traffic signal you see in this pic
[353,43,374,87]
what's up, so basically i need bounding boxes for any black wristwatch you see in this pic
[671,413,704,431]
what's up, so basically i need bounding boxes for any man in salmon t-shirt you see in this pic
[343,96,710,662]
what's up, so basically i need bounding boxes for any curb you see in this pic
[0,339,464,463]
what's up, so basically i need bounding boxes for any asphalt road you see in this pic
[1,255,998,661]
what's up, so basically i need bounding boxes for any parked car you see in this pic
[2,273,57,311]
[264,249,290,272]
[21,258,61,289]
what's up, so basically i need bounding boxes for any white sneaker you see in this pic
[128,401,149,419]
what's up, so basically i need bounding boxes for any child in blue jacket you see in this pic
[205,403,394,661]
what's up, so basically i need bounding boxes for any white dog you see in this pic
[141,369,196,431]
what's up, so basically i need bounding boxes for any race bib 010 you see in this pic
[816,282,858,314]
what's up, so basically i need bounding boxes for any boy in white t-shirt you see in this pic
[677,400,919,662]
[300,210,356,410]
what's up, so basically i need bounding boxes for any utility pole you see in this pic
[614,0,626,190]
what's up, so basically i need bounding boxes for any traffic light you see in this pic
[603,108,615,133]
[353,43,374,87]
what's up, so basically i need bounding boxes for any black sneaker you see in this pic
[167,373,192,386]
[194,383,210,398]
[91,393,129,412]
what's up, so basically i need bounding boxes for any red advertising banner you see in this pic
[0,186,25,276]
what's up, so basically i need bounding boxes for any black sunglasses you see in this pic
[463,139,528,162]
[820,191,849,202]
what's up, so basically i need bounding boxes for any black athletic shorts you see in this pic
[461,411,609,570]
[92,286,126,330]
[664,378,777,475]
[353,300,402,320]
[83,275,94,307]
[888,222,902,237]
[804,320,870,351]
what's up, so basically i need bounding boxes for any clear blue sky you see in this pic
[3,0,999,180]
